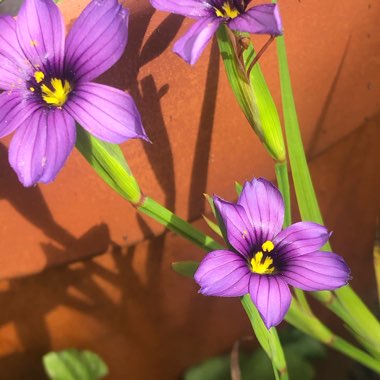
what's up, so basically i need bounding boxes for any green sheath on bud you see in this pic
[217,25,286,162]
[75,125,142,205]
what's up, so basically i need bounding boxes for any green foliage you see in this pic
[75,125,142,204]
[183,330,325,380]
[172,261,199,278]
[216,26,285,162]
[43,349,108,380]
[275,30,380,358]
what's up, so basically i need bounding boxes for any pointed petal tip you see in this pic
[172,17,221,66]
[228,3,283,37]
[249,275,291,329]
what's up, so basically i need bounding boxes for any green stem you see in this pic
[286,301,380,373]
[275,162,313,315]
[138,196,222,251]
[137,194,379,373]
[274,162,291,227]
[139,196,288,378]
[242,295,288,380]
[274,29,380,358]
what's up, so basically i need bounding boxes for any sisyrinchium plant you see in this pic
[0,0,379,378]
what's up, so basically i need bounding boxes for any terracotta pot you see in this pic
[0,0,379,379]
[0,0,378,279]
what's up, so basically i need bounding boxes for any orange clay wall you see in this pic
[0,0,378,378]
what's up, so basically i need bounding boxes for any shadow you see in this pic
[139,13,185,68]
[139,76,176,210]
[188,39,220,220]
[0,143,76,248]
[0,235,176,379]
[0,142,111,277]
[1,7,185,277]
[96,11,185,211]
[307,37,351,158]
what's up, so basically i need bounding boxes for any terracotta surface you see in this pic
[0,0,379,378]
[0,120,379,379]
[0,0,379,278]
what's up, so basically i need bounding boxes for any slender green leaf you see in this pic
[203,215,223,237]
[172,261,199,278]
[275,30,380,358]
[235,181,243,195]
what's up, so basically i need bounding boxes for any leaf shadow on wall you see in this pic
[0,143,111,277]
[0,215,224,380]
[98,11,184,212]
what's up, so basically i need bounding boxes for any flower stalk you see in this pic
[274,29,380,358]
[216,25,286,162]
[77,132,379,372]
[286,300,380,373]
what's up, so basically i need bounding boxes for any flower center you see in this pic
[250,240,275,274]
[29,71,72,108]
[213,2,240,19]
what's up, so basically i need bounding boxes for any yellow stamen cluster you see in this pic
[41,79,72,107]
[30,71,72,108]
[214,3,240,19]
[250,240,275,274]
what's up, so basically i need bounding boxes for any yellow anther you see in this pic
[250,251,274,275]
[34,71,45,83]
[29,87,35,92]
[262,240,274,253]
[41,78,72,107]
[214,3,240,19]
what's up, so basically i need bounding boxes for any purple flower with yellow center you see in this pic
[194,178,351,328]
[0,0,148,187]
[150,0,283,65]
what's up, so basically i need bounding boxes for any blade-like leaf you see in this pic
[172,261,199,278]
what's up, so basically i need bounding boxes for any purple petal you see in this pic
[150,0,210,18]
[0,16,30,90]
[173,16,222,65]
[9,108,76,187]
[16,0,65,75]
[214,196,255,259]
[65,82,148,144]
[65,0,129,82]
[238,178,284,244]
[280,252,351,291]
[273,222,330,260]
[249,274,291,328]
[0,91,39,139]
[194,250,251,296]
[228,4,283,36]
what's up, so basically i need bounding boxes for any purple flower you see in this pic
[194,178,350,328]
[150,0,283,65]
[0,0,148,187]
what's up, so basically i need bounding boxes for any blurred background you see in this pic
[0,0,379,378]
